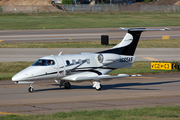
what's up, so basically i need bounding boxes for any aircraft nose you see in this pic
[12,75,16,81]
[12,74,20,81]
[12,73,29,81]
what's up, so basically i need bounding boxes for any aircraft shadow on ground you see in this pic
[34,80,180,92]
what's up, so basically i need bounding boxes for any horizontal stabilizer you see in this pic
[119,27,171,31]
[99,27,170,56]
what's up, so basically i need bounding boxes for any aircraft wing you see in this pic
[76,74,130,81]
[61,72,139,81]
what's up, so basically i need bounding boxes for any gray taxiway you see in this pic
[0,73,180,115]
[0,48,180,62]
[0,26,180,43]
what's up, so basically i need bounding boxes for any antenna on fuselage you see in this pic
[58,51,62,56]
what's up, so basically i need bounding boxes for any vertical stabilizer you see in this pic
[98,27,170,56]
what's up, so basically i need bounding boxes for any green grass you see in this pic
[0,12,180,30]
[0,61,33,80]
[138,39,180,48]
[1,61,179,80]
[0,39,180,48]
[0,106,180,120]
[109,61,180,75]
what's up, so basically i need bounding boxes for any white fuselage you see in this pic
[12,53,135,82]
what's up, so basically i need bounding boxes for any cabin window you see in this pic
[87,59,90,64]
[32,59,55,66]
[72,59,76,65]
[66,60,70,66]
[78,59,82,64]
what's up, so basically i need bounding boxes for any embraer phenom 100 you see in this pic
[12,27,170,92]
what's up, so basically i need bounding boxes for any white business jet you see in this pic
[12,27,170,92]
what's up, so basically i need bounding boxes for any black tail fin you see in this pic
[98,27,170,56]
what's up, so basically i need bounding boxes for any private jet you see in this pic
[12,27,170,92]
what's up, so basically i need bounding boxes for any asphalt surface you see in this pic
[0,48,180,62]
[0,26,180,43]
[0,73,180,115]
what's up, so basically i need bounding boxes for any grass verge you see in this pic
[1,61,179,80]
[0,106,180,120]
[0,61,33,80]
[0,12,180,30]
[110,61,180,75]
[0,39,180,48]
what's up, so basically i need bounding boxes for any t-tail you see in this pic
[99,27,171,55]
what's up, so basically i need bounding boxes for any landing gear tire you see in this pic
[96,84,102,91]
[64,82,71,89]
[28,87,34,93]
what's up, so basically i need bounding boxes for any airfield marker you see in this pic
[162,36,169,39]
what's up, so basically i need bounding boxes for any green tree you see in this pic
[62,0,73,4]
[143,0,153,3]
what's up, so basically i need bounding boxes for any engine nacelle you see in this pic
[97,53,121,65]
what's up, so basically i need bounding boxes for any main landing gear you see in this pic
[28,83,34,93]
[59,81,71,89]
[93,81,102,91]
[64,82,71,89]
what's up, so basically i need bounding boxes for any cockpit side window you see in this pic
[47,60,55,65]
[32,59,55,66]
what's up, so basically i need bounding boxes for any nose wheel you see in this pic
[28,83,34,93]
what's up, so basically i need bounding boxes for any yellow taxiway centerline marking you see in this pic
[0,40,3,42]
[0,111,26,116]
[144,57,158,61]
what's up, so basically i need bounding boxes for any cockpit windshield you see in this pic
[32,59,55,66]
